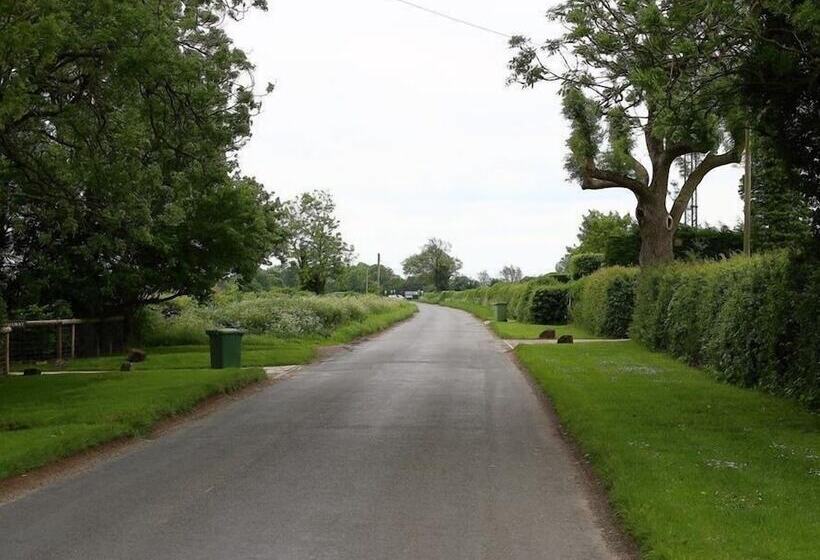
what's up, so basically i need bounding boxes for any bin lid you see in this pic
[206,328,246,335]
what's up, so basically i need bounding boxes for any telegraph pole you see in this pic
[744,127,752,257]
[376,253,382,295]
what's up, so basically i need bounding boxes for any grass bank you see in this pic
[516,342,819,559]
[0,368,264,480]
[427,297,599,340]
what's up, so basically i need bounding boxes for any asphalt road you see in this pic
[0,304,616,560]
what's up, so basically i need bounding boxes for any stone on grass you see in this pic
[557,335,574,344]
[120,361,133,372]
[538,329,556,340]
[127,348,146,363]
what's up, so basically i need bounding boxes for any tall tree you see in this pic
[510,1,748,265]
[0,0,279,315]
[499,265,523,283]
[402,238,462,291]
[277,190,352,294]
[741,0,819,237]
[476,270,493,286]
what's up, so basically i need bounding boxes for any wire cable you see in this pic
[384,0,512,39]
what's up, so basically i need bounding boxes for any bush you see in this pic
[604,227,743,266]
[604,233,640,266]
[530,285,570,324]
[568,253,604,280]
[138,292,409,346]
[570,267,638,338]
[424,278,558,323]
[631,252,819,408]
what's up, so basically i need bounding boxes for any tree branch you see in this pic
[581,161,646,193]
[670,145,743,222]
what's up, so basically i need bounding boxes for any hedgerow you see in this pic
[424,278,558,322]
[570,266,638,338]
[631,252,819,407]
[139,291,409,346]
[530,285,570,324]
[568,253,604,279]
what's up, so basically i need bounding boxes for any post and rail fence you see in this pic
[0,316,126,375]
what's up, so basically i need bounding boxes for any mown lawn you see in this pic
[516,342,820,560]
[1,304,417,481]
[0,368,264,480]
[15,305,417,374]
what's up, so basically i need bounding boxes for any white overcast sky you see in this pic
[225,0,744,277]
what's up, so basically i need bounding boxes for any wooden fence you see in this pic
[0,317,126,374]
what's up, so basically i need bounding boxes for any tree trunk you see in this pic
[637,195,675,266]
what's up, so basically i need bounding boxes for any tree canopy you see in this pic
[741,0,819,237]
[510,0,749,265]
[0,0,280,316]
[276,190,353,294]
[402,239,462,291]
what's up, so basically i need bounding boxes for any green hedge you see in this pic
[568,253,604,279]
[570,267,638,338]
[604,226,744,266]
[631,252,819,408]
[426,278,557,323]
[530,285,570,324]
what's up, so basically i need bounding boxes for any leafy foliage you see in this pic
[631,253,819,407]
[739,136,813,250]
[423,277,558,323]
[567,253,604,279]
[140,290,409,346]
[510,1,747,264]
[558,210,635,271]
[570,266,638,338]
[742,0,820,237]
[499,265,523,283]
[530,286,570,324]
[276,191,353,294]
[402,238,462,291]
[0,0,280,315]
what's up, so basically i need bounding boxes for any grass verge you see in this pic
[1,303,417,481]
[429,298,599,340]
[17,305,417,373]
[489,320,600,340]
[0,368,264,480]
[516,341,819,559]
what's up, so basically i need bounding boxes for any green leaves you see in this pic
[1,1,279,315]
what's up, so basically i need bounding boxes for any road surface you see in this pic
[0,304,617,559]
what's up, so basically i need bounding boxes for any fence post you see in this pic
[2,327,10,375]
[71,324,76,359]
[56,323,63,362]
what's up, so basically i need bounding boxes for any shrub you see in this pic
[424,278,558,323]
[139,292,408,345]
[570,267,638,338]
[568,253,604,279]
[530,285,570,324]
[605,233,640,266]
[631,252,819,408]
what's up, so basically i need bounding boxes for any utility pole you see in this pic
[744,127,752,257]
[376,253,382,295]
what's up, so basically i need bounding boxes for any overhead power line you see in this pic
[385,0,512,39]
